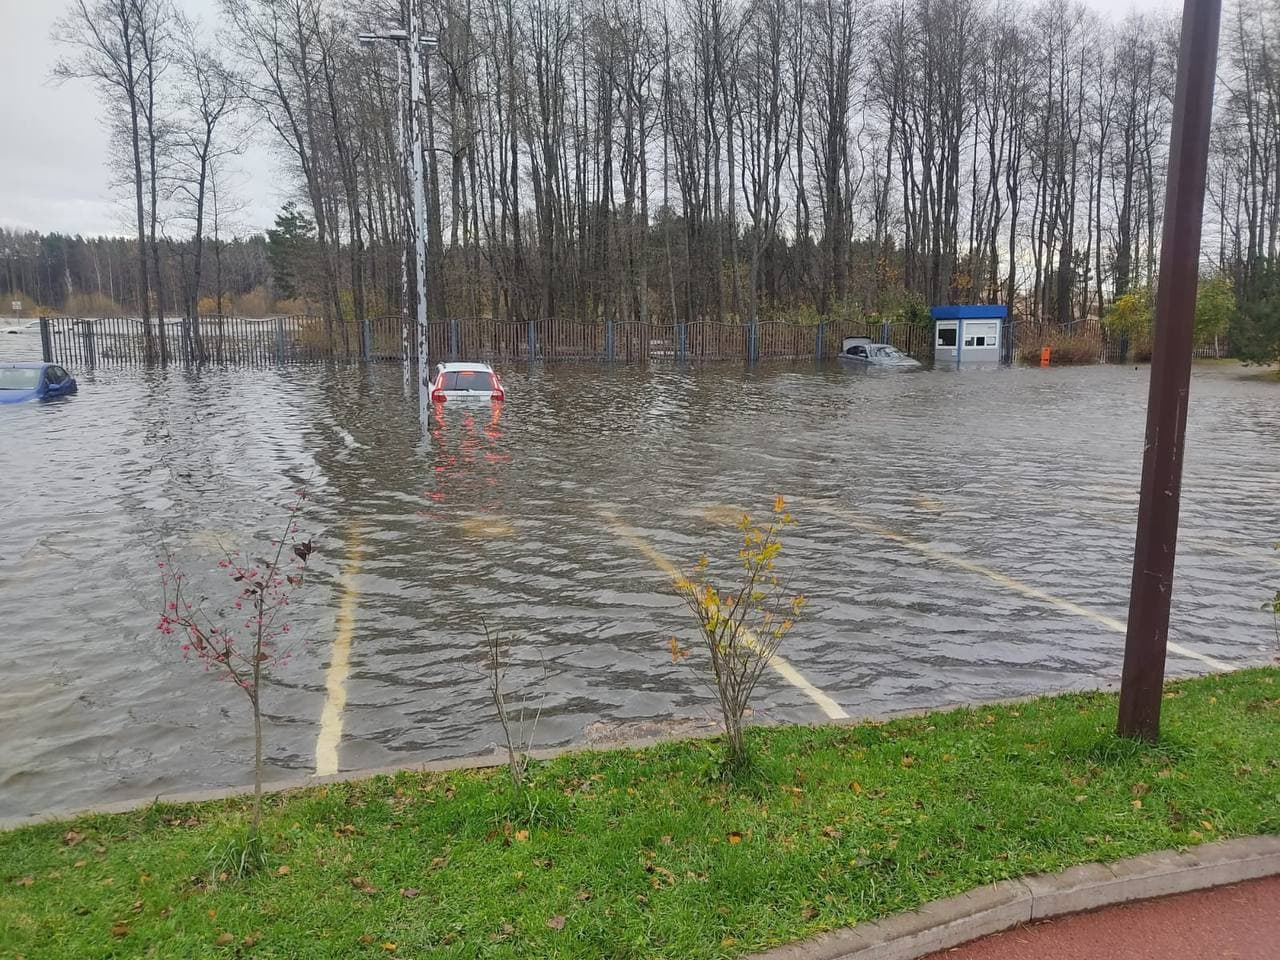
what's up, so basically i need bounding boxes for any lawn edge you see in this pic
[747,835,1280,960]
[0,685,1111,832]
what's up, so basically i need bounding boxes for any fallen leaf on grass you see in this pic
[275,865,291,876]
[351,877,380,894]
[1131,799,1143,810]
[214,932,234,946]
[1200,820,1216,831]
[546,915,566,931]
[850,781,862,794]
[727,832,743,845]
[1131,783,1150,798]
[381,942,397,952]
[13,877,34,887]
[900,756,915,768]
[822,826,842,840]
[514,829,530,842]
[802,905,819,920]
[576,889,593,901]
[358,934,375,945]
[73,860,87,868]
[110,923,129,938]
[722,937,737,947]
[63,830,84,846]
[400,887,420,899]
[243,934,259,948]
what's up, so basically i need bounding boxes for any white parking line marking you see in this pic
[799,498,1235,674]
[315,524,365,776]
[598,508,849,720]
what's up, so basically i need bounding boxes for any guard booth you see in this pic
[931,305,1010,367]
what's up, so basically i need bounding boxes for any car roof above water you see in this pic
[436,361,495,373]
[0,361,51,370]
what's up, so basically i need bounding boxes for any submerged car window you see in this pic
[45,367,65,385]
[439,370,491,390]
[0,368,40,390]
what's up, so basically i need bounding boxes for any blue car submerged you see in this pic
[0,362,78,404]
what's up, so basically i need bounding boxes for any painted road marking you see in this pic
[334,425,363,449]
[798,497,1234,674]
[909,491,1280,569]
[458,514,516,538]
[597,508,850,720]
[315,523,365,776]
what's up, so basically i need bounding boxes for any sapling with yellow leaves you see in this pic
[671,496,805,770]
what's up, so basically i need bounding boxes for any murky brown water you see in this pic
[2,339,1277,818]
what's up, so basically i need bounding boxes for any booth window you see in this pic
[937,328,957,347]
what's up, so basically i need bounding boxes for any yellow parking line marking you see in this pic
[799,498,1234,674]
[315,523,365,776]
[598,509,849,720]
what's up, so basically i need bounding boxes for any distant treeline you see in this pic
[23,0,1280,341]
[1,228,273,317]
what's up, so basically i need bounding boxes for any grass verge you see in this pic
[3,669,1279,959]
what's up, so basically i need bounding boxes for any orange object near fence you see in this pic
[1040,346,1052,367]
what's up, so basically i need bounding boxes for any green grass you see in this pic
[4,669,1279,959]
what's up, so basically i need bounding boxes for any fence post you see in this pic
[39,317,53,362]
[84,320,98,368]
[816,319,824,360]
[606,317,614,361]
[527,318,537,361]
[679,319,687,362]
[450,318,460,360]
[361,319,373,361]
[275,317,287,364]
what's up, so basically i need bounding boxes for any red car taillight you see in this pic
[431,389,447,403]
[489,374,505,401]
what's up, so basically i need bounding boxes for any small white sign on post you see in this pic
[10,301,21,316]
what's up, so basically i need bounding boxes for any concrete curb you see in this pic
[749,835,1280,960]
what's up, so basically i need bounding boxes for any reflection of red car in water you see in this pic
[429,362,505,404]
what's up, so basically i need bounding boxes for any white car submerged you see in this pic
[430,361,506,403]
[838,336,922,370]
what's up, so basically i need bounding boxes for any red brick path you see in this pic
[926,874,1280,960]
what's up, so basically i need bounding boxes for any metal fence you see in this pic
[38,314,936,368]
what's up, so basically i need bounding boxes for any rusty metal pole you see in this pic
[1117,0,1222,741]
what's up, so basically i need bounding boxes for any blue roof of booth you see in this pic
[930,305,1009,320]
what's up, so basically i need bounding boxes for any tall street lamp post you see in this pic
[359,16,438,424]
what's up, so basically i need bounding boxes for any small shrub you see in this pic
[671,497,805,772]
[157,493,313,855]
[483,621,546,790]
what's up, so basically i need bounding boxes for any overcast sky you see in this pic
[2,0,1178,239]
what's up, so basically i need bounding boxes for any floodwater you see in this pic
[2,336,1278,819]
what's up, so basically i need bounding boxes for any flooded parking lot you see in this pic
[1,349,1277,819]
